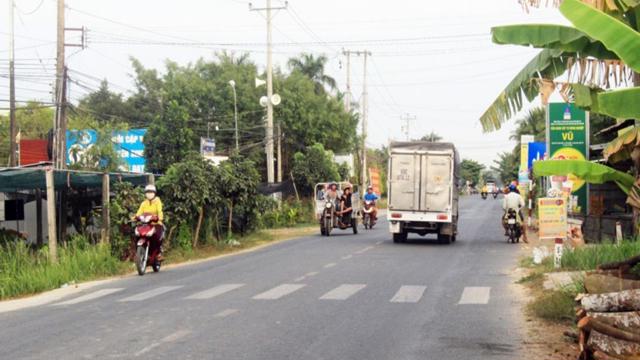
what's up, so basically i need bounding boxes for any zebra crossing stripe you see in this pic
[185,284,245,300]
[320,284,366,300]
[54,288,124,306]
[458,287,491,305]
[390,286,426,303]
[119,286,183,302]
[252,284,306,300]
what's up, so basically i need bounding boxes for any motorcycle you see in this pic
[362,200,376,230]
[481,192,488,200]
[493,191,499,199]
[505,209,521,244]
[320,200,358,236]
[133,213,163,275]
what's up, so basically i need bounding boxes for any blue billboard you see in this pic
[66,129,147,173]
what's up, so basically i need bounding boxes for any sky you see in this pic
[0,0,570,167]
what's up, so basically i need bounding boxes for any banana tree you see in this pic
[480,0,640,131]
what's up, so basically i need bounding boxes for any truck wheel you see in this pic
[393,231,407,243]
[437,233,452,245]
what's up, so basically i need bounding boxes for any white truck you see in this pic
[387,141,460,244]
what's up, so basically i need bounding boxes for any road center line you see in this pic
[355,246,374,254]
[458,287,491,305]
[323,263,337,268]
[135,329,191,357]
[375,241,383,245]
[341,254,353,260]
[305,271,319,277]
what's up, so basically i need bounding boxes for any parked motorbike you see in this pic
[133,213,163,275]
[481,192,488,200]
[505,209,521,244]
[362,200,376,230]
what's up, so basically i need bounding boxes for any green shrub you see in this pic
[528,289,576,323]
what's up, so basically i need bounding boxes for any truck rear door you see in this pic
[420,154,452,212]
[389,153,420,210]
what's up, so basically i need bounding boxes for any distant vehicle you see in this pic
[387,141,460,244]
[315,182,360,237]
[486,182,497,194]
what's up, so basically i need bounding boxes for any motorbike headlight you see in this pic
[325,203,333,209]
[146,227,156,237]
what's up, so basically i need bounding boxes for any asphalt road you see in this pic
[0,196,526,360]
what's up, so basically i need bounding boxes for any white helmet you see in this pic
[144,184,157,193]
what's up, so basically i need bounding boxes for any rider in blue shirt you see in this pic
[363,186,379,221]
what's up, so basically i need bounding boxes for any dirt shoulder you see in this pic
[513,229,580,360]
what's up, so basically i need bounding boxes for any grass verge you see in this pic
[0,240,129,300]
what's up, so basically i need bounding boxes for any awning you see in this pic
[0,167,149,192]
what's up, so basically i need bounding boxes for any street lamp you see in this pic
[228,80,239,152]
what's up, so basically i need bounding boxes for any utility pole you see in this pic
[361,51,370,191]
[250,0,287,184]
[54,0,66,169]
[277,122,282,182]
[400,113,417,141]
[8,0,17,167]
[342,50,352,112]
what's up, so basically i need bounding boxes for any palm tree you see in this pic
[287,53,337,94]
[509,107,546,143]
[420,132,443,142]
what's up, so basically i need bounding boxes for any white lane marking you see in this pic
[355,246,374,254]
[294,276,306,282]
[375,241,383,245]
[214,309,239,318]
[119,286,183,302]
[323,263,337,268]
[295,272,319,282]
[135,329,191,357]
[320,284,366,300]
[341,254,353,260]
[252,284,306,300]
[390,286,426,303]
[305,272,319,277]
[185,284,245,300]
[458,287,491,305]
[53,288,124,306]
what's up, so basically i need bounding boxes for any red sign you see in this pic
[19,139,50,165]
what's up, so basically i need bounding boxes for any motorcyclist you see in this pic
[338,184,354,227]
[363,185,379,222]
[502,184,524,235]
[481,184,488,197]
[324,182,339,204]
[134,185,165,260]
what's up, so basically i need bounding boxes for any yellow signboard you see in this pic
[538,198,568,239]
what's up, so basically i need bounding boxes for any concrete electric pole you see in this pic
[400,113,417,141]
[342,50,352,112]
[8,0,17,167]
[54,0,66,169]
[250,0,287,184]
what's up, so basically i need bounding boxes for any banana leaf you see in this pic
[598,87,640,119]
[572,83,602,113]
[560,0,640,72]
[603,126,640,163]
[492,24,618,59]
[532,159,635,194]
[479,49,567,132]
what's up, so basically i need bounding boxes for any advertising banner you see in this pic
[200,137,216,161]
[67,129,147,173]
[547,103,589,214]
[368,168,381,195]
[527,142,546,170]
[538,197,568,239]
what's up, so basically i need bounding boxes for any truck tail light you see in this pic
[437,214,448,220]
[391,213,402,219]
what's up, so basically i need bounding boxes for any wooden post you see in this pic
[101,173,110,244]
[35,188,43,246]
[147,173,155,186]
[45,169,57,263]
